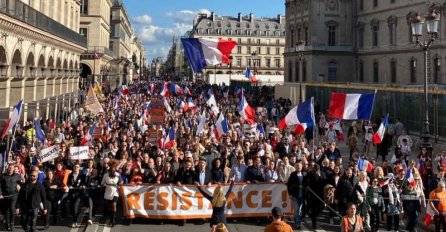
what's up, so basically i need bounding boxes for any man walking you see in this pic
[264,207,293,232]
[0,164,23,231]
[17,170,47,232]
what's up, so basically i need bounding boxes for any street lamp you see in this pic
[229,55,233,81]
[296,40,305,102]
[411,10,440,151]
[250,51,259,86]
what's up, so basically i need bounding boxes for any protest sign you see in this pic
[150,96,165,125]
[39,145,59,163]
[70,146,90,160]
[120,183,292,219]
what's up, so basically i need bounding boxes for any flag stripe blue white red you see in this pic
[181,38,237,73]
[245,66,257,83]
[372,114,389,144]
[1,99,23,139]
[357,157,374,173]
[81,125,96,145]
[238,93,256,125]
[278,97,314,130]
[160,82,170,97]
[163,126,175,149]
[214,113,229,140]
[328,92,375,120]
[404,168,416,188]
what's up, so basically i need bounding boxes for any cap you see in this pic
[30,147,36,152]
[271,207,283,218]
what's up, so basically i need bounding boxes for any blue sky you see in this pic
[123,0,284,62]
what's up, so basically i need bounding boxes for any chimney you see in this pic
[249,13,254,23]
[211,11,215,21]
[238,12,242,22]
[277,14,282,24]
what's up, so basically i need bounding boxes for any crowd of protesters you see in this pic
[0,79,445,232]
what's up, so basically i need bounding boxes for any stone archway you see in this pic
[35,54,46,101]
[25,52,35,78]
[11,49,22,78]
[80,63,92,90]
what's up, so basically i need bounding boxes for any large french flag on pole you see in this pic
[328,93,375,120]
[1,99,23,139]
[181,38,237,73]
[239,94,256,125]
[278,97,314,131]
[372,114,389,144]
[163,126,175,149]
[214,113,229,140]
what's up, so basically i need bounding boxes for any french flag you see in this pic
[120,85,129,95]
[170,83,183,95]
[404,168,416,188]
[372,114,389,144]
[163,98,172,113]
[81,124,96,145]
[214,113,229,140]
[181,38,237,73]
[328,92,375,120]
[239,94,256,125]
[425,204,436,226]
[245,66,257,83]
[163,126,175,149]
[358,157,374,173]
[187,98,198,111]
[177,99,187,111]
[149,83,155,95]
[160,82,170,97]
[1,100,23,139]
[183,85,192,96]
[207,94,220,115]
[278,98,314,131]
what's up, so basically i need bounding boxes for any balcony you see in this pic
[0,0,87,48]
[82,46,114,58]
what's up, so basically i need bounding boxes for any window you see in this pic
[247,38,251,44]
[297,28,301,41]
[372,25,379,46]
[328,26,336,46]
[358,28,364,48]
[237,38,241,44]
[266,47,270,55]
[275,59,281,68]
[257,39,261,45]
[276,48,280,55]
[295,61,300,82]
[79,28,88,38]
[302,61,307,82]
[410,59,416,83]
[373,0,378,7]
[266,58,271,68]
[237,58,242,67]
[388,16,397,45]
[80,0,88,15]
[288,61,293,82]
[373,61,379,83]
[110,25,115,37]
[359,0,364,10]
[408,23,414,43]
[276,39,280,45]
[237,46,242,54]
[247,47,251,54]
[328,62,337,82]
[434,57,441,84]
[390,60,397,83]
[257,47,261,54]
[359,61,364,82]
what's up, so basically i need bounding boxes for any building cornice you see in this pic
[0,15,85,53]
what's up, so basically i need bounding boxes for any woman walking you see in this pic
[195,175,235,229]
[101,160,122,227]
[341,202,364,232]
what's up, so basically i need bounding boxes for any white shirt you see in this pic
[102,172,121,200]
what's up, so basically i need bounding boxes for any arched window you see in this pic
[328,62,337,82]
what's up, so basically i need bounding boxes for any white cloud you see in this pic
[133,14,153,25]
[165,9,211,23]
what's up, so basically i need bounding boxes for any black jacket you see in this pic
[0,173,22,196]
[194,169,212,185]
[246,166,265,183]
[335,175,358,203]
[287,171,305,198]
[17,182,47,210]
[43,178,61,202]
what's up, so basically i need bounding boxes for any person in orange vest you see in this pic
[341,202,364,232]
[264,206,292,232]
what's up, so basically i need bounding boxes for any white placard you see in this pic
[39,145,59,163]
[70,146,90,160]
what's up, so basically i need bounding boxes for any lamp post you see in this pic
[228,55,233,82]
[296,40,305,102]
[411,11,440,151]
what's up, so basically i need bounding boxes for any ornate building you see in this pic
[0,0,86,121]
[190,12,286,76]
[285,0,444,85]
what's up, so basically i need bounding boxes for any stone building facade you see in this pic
[285,0,444,85]
[190,12,286,76]
[0,0,86,121]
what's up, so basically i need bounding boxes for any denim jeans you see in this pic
[293,197,304,225]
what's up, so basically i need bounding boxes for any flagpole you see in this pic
[7,100,24,155]
[368,89,378,124]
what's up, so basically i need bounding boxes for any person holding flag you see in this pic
[401,176,422,232]
[429,181,446,232]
